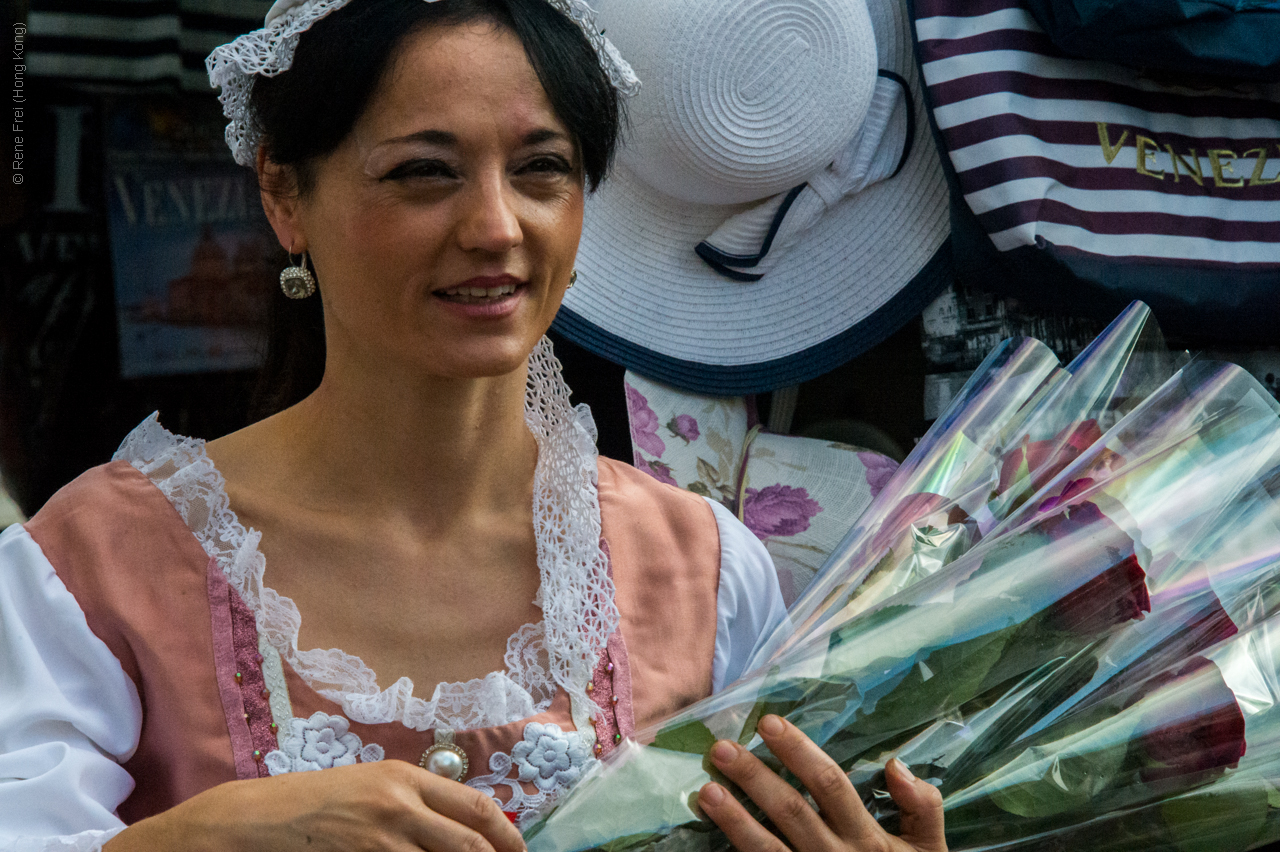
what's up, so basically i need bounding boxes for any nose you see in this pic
[456,171,523,254]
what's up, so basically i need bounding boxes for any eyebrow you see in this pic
[383,127,571,147]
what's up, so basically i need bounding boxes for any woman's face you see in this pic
[270,21,585,380]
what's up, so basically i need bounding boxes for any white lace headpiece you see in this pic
[206,0,640,168]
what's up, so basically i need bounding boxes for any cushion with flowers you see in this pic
[623,372,898,605]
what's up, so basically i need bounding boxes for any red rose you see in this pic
[1037,502,1152,634]
[1106,586,1238,695]
[1136,657,1247,783]
[997,420,1104,496]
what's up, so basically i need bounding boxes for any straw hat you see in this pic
[553,0,952,395]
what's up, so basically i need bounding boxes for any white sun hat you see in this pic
[554,0,951,395]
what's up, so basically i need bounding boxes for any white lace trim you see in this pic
[113,336,617,735]
[205,0,640,168]
[467,722,592,829]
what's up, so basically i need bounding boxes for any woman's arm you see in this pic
[705,499,788,692]
[0,525,137,850]
[103,762,526,852]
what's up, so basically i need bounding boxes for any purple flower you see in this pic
[625,383,666,458]
[857,452,898,499]
[742,484,823,539]
[634,452,677,487]
[667,414,700,444]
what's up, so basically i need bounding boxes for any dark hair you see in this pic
[247,0,622,420]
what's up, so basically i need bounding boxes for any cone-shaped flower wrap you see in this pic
[522,305,1280,852]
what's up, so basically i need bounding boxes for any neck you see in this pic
[261,348,540,530]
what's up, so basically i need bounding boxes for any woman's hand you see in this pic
[698,715,946,852]
[104,759,526,852]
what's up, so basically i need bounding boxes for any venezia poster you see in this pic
[104,98,274,378]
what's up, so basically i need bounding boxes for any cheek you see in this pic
[317,201,446,290]
[529,191,585,265]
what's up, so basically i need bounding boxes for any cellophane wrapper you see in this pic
[523,303,1280,852]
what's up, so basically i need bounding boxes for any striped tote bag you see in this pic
[909,0,1280,342]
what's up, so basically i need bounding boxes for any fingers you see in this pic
[703,720,838,851]
[697,779,789,852]
[751,715,880,843]
[411,811,504,852]
[885,759,947,852]
[413,770,526,852]
[702,717,944,852]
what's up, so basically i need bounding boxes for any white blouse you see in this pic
[0,481,784,849]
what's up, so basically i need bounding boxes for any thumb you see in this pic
[885,759,948,852]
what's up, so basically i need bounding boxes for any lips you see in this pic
[435,276,525,304]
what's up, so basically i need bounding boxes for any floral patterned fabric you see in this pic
[624,372,897,604]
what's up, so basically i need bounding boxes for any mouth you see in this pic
[435,277,525,304]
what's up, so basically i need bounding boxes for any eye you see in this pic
[518,154,575,176]
[381,158,458,181]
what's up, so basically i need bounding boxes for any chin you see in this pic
[426,335,543,380]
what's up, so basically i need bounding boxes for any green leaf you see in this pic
[1162,783,1269,852]
[739,698,799,745]
[987,743,1127,818]
[685,481,711,497]
[653,719,718,755]
[854,627,1012,740]
[696,457,722,487]
[1267,779,1280,810]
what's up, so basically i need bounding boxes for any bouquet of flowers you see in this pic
[753,301,1176,665]
[523,303,1280,852]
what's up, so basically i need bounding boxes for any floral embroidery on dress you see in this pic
[264,711,384,775]
[511,722,593,792]
[467,721,594,829]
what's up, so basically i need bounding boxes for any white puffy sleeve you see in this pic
[705,499,788,693]
[0,524,140,850]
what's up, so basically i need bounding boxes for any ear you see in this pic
[256,147,307,253]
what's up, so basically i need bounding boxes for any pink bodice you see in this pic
[24,457,722,823]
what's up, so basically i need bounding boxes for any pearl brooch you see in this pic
[420,743,469,781]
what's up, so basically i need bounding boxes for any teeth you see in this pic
[441,283,517,298]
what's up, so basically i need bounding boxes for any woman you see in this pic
[0,1,946,849]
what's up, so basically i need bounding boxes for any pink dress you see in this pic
[0,404,784,847]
